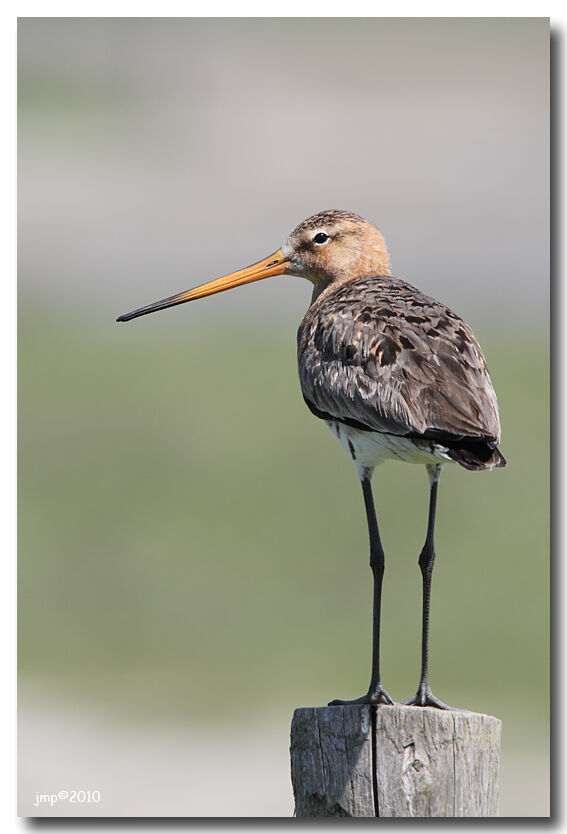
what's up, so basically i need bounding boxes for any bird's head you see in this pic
[282,210,390,290]
[117,210,390,322]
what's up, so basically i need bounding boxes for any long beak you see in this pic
[116,249,290,323]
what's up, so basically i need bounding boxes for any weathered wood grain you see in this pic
[290,704,501,817]
[290,705,374,816]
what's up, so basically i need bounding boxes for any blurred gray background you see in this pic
[18,18,549,816]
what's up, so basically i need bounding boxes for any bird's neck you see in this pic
[310,264,392,305]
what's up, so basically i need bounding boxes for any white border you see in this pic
[5,5,558,829]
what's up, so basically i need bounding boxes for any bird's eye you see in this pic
[313,232,329,245]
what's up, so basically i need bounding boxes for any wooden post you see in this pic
[290,704,501,817]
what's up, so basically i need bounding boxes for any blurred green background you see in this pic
[18,18,549,816]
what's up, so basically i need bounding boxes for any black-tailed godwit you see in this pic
[117,210,505,709]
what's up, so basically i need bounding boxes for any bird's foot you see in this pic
[403,684,461,710]
[328,685,394,707]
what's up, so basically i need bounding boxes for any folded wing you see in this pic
[297,277,502,450]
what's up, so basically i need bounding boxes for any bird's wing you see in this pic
[297,276,501,441]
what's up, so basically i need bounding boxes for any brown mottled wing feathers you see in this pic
[297,277,501,442]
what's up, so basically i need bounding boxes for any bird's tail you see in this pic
[445,439,507,472]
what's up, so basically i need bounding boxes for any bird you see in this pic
[117,209,506,709]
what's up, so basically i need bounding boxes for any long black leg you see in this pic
[405,464,456,709]
[329,470,393,706]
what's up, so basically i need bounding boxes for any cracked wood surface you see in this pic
[290,705,501,817]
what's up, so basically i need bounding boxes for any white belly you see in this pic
[326,420,451,473]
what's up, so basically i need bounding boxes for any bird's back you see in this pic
[297,275,505,471]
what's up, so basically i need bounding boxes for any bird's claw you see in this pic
[403,685,462,711]
[328,686,394,707]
